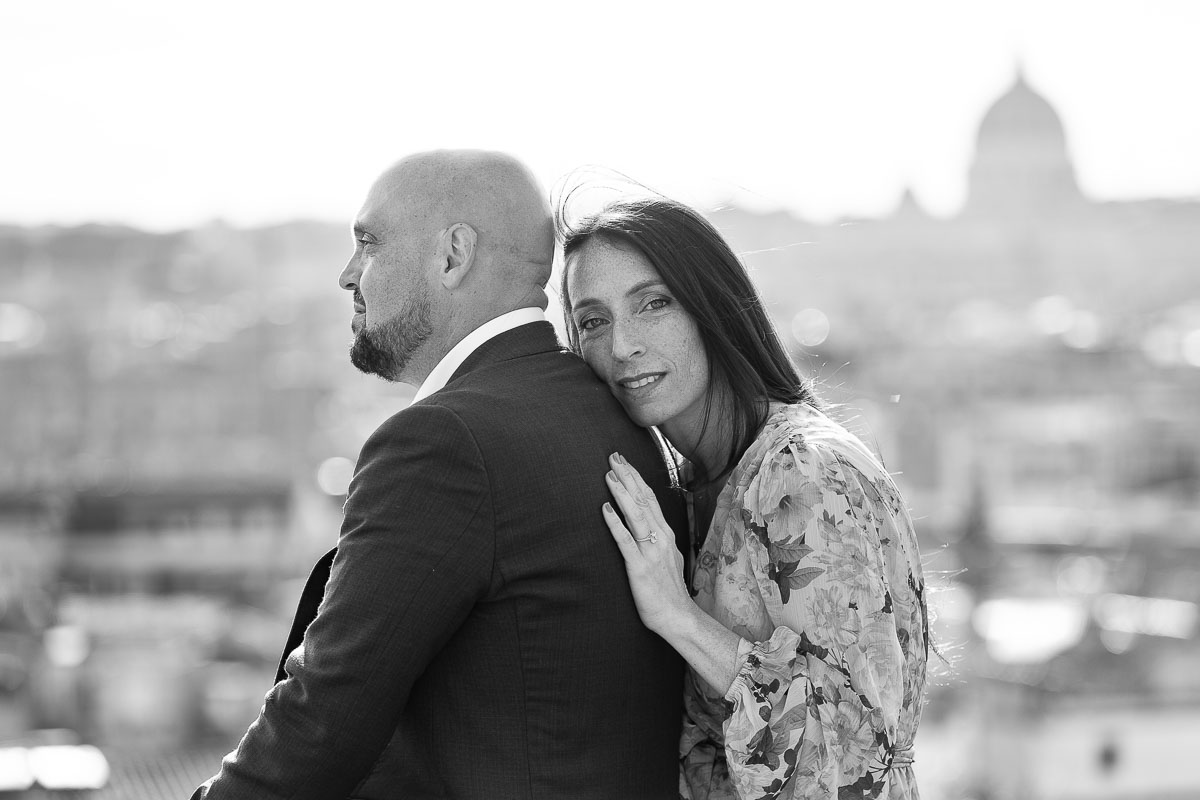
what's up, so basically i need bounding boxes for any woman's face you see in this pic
[566,238,711,452]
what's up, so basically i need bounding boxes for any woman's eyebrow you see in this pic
[570,296,602,314]
[572,280,667,313]
[624,279,666,297]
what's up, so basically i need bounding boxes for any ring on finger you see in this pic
[633,530,659,544]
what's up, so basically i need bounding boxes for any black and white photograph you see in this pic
[1,2,1198,798]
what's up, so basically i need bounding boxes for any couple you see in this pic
[192,150,927,800]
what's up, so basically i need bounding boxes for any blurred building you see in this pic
[712,72,1200,800]
[1,71,1198,796]
[0,222,370,751]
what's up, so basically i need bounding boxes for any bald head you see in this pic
[341,150,554,385]
[367,150,553,308]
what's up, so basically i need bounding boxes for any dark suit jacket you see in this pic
[192,322,686,799]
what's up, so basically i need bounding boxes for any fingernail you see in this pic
[606,471,616,481]
[615,452,626,465]
[602,502,613,513]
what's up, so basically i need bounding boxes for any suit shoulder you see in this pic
[431,351,612,415]
[365,400,476,450]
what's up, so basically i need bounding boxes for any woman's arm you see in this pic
[603,453,747,694]
[608,444,921,800]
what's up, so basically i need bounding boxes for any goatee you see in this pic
[349,295,433,381]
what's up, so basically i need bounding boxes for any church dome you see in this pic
[976,73,1069,150]
[966,71,1082,218]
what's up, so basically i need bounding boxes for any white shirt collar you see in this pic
[412,307,546,402]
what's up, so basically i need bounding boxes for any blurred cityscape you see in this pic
[2,73,1199,798]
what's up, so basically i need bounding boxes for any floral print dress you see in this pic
[680,403,927,800]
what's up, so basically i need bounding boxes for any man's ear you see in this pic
[439,223,477,290]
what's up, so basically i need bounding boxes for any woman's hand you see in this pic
[604,452,749,695]
[603,452,694,636]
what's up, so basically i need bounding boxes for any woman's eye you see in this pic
[579,317,607,332]
[643,297,670,312]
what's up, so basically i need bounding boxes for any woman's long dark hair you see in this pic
[558,195,818,483]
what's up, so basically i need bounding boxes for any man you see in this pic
[191,151,686,799]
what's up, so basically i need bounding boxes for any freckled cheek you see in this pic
[674,327,709,388]
[579,343,612,381]
[638,315,680,359]
[645,316,700,369]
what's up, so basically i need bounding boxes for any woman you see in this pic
[560,197,928,799]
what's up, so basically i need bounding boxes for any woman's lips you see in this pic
[617,372,665,390]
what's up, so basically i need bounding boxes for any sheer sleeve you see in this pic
[708,437,917,799]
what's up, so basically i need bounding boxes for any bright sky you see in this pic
[3,0,1199,230]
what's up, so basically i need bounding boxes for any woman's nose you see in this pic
[610,322,646,360]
